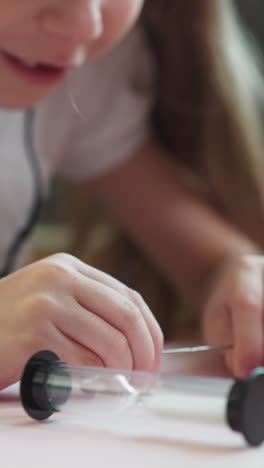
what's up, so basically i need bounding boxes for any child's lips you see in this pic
[1,51,69,85]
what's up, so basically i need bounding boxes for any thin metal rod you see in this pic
[162,344,233,354]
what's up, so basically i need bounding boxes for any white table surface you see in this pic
[1,346,263,468]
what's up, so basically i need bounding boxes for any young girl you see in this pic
[0,0,263,388]
[0,0,163,389]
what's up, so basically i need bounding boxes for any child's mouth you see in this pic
[1,51,68,85]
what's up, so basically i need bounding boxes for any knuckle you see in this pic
[123,301,142,328]
[127,288,145,307]
[24,293,60,323]
[37,257,73,285]
[48,252,75,264]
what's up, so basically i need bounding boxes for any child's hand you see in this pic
[202,254,264,377]
[0,253,163,389]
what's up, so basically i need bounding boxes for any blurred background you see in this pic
[30,0,264,341]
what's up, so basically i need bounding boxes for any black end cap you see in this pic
[227,367,264,446]
[20,350,60,421]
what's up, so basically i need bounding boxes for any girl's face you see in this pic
[0,0,143,108]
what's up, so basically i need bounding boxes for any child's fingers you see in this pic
[45,323,105,368]
[71,275,155,371]
[56,301,134,370]
[77,258,163,367]
[42,254,163,369]
[230,267,264,377]
[126,288,163,371]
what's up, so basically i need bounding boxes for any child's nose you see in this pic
[39,0,103,44]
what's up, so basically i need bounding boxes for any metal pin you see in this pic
[162,344,234,354]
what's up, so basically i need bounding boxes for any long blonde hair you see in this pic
[142,0,264,247]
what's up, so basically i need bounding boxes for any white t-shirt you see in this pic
[0,26,155,275]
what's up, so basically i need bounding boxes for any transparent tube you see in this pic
[44,362,232,425]
[20,351,264,446]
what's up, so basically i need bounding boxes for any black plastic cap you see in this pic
[227,367,264,446]
[20,350,61,421]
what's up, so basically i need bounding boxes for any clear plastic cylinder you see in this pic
[20,351,264,447]
[44,362,232,424]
